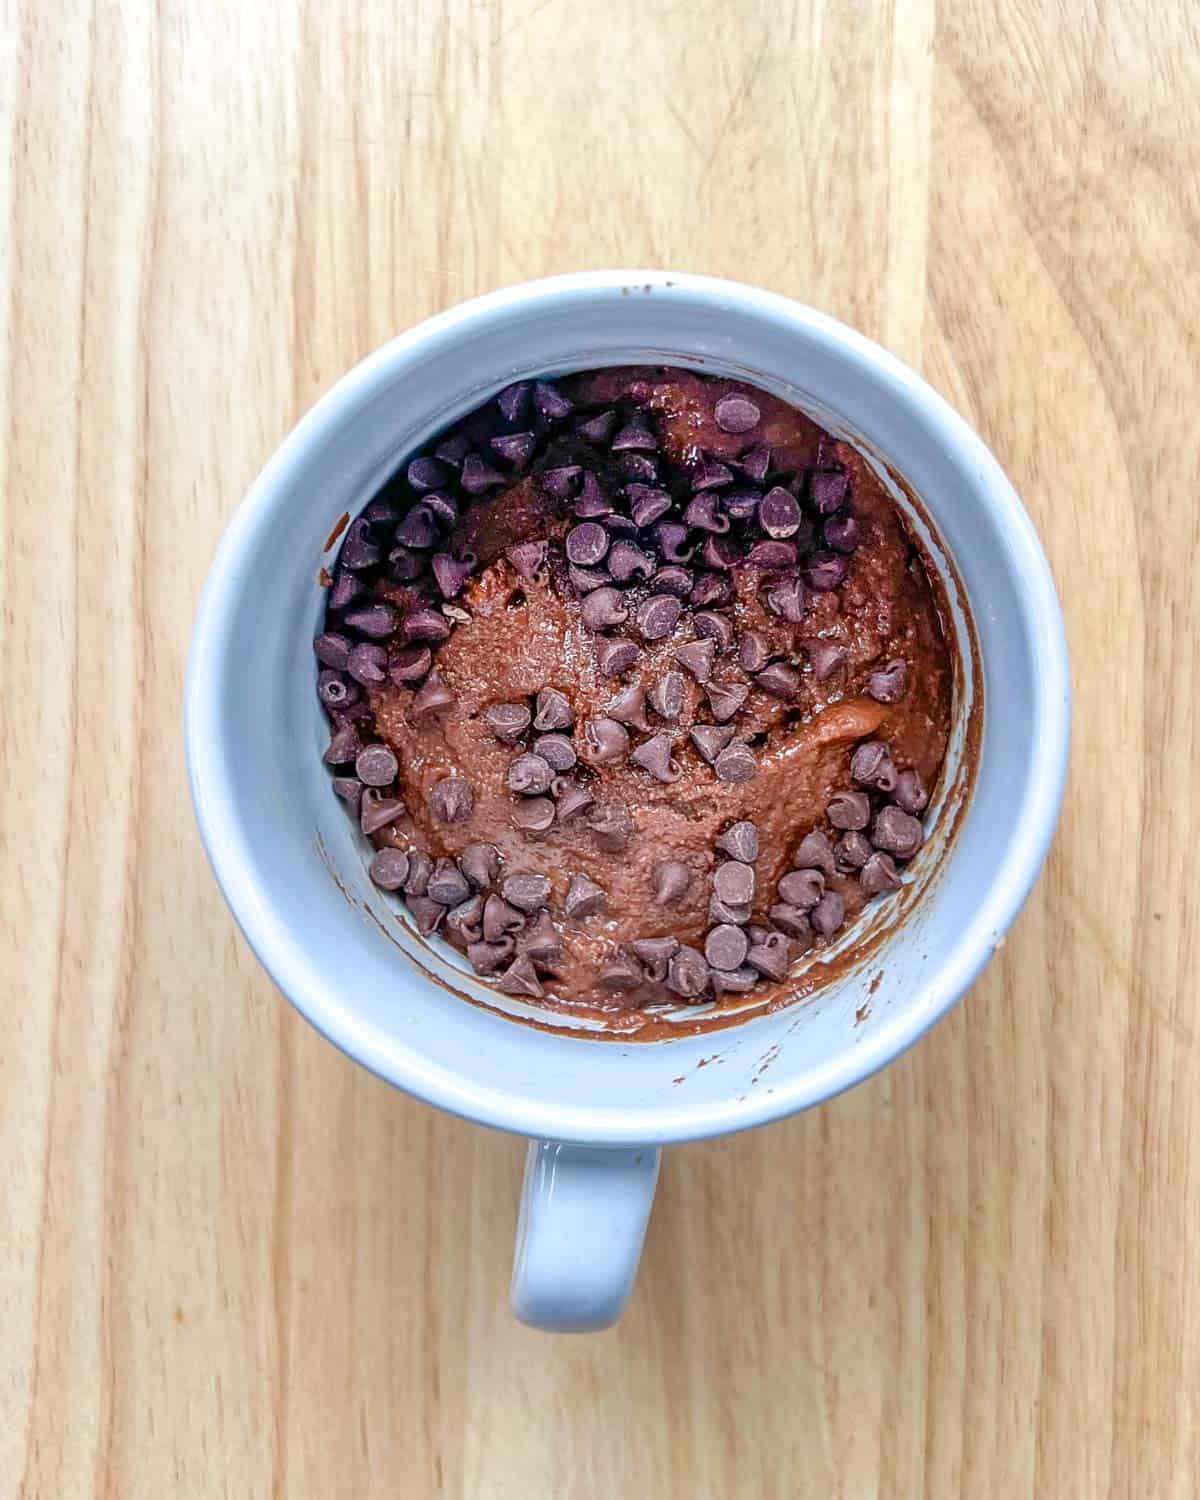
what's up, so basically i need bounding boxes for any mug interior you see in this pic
[186,273,1069,1144]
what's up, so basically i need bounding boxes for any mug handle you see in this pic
[510,1140,661,1332]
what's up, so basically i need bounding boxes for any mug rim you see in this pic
[186,270,1070,1144]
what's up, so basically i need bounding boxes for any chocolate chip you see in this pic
[827,790,871,830]
[746,540,799,572]
[566,521,610,566]
[485,701,532,743]
[894,768,929,814]
[339,516,382,570]
[769,904,812,940]
[620,455,660,485]
[552,778,595,821]
[598,949,644,992]
[691,572,733,608]
[714,393,761,433]
[807,641,847,680]
[407,896,446,937]
[507,540,548,581]
[860,851,902,895]
[793,829,836,876]
[403,851,433,895]
[709,895,752,927]
[498,954,544,997]
[368,848,409,891]
[532,733,576,772]
[823,513,861,553]
[332,776,363,816]
[390,645,433,685]
[468,938,515,975]
[777,868,824,909]
[533,687,574,732]
[868,659,907,703]
[596,638,639,677]
[636,595,681,642]
[689,723,735,764]
[483,893,525,942]
[651,860,692,904]
[434,431,470,469]
[631,733,681,783]
[346,642,388,686]
[647,671,685,721]
[653,521,693,563]
[835,830,873,871]
[599,685,645,734]
[495,382,531,423]
[329,570,364,611]
[693,611,735,649]
[323,719,362,765]
[563,873,607,919]
[713,860,755,906]
[507,753,555,795]
[403,607,452,643]
[765,576,806,622]
[429,775,474,823]
[512,797,555,833]
[666,945,710,998]
[736,632,770,674]
[423,492,460,529]
[803,551,847,592]
[653,565,694,598]
[406,455,450,492]
[576,409,617,443]
[568,565,611,595]
[411,671,457,717]
[588,801,634,852]
[811,891,845,938]
[428,859,471,907]
[572,471,613,518]
[517,911,565,967]
[501,872,552,913]
[715,820,759,862]
[676,638,717,684]
[631,936,679,983]
[388,545,426,581]
[689,459,731,492]
[710,964,759,995]
[460,453,506,494]
[356,497,401,528]
[355,743,398,787]
[445,895,485,943]
[539,464,582,501]
[700,535,740,571]
[808,469,848,515]
[705,923,749,971]
[360,790,406,835]
[533,381,573,422]
[746,932,791,980]
[850,741,898,791]
[627,485,672,528]
[394,506,439,550]
[460,843,501,889]
[735,445,772,482]
[608,539,657,583]
[580,587,628,632]
[755,662,801,700]
[758,486,802,538]
[580,716,630,767]
[683,492,730,534]
[706,681,749,723]
[611,416,656,451]
[432,553,474,599]
[872,805,924,858]
[747,924,771,946]
[317,671,357,712]
[314,632,352,670]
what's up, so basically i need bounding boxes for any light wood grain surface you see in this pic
[3,1,1198,1495]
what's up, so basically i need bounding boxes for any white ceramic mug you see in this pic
[186,272,1069,1332]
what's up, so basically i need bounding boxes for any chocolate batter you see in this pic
[313,367,953,1026]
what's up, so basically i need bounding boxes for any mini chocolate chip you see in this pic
[407,896,446,937]
[507,540,548,581]
[360,790,406,835]
[809,469,849,515]
[705,923,749,972]
[411,671,457,717]
[403,851,433,896]
[533,733,576,772]
[827,790,871,830]
[323,719,362,765]
[314,632,352,670]
[356,743,398,787]
[564,873,607,919]
[498,954,544,997]
[445,895,484,943]
[710,964,759,995]
[835,831,873,871]
[460,453,506,494]
[736,632,771,673]
[850,741,898,791]
[501,872,552,913]
[608,539,657,583]
[422,491,460,529]
[566,521,610,566]
[517,911,565,967]
[755,662,801,700]
[507,753,555,795]
[317,671,357,712]
[636,594,682,641]
[332,776,363,816]
[894,768,929,814]
[648,671,685,721]
[580,716,630,767]
[803,551,847,592]
[778,868,824,909]
[553,778,595,821]
[666,946,710,998]
[329,570,364,611]
[572,472,613,518]
[709,895,752,927]
[860,851,902,895]
[339,517,382,570]
[676,638,717,684]
[824,513,861,553]
[596,638,639,677]
[468,938,515,975]
[576,409,617,443]
[631,733,681,783]
[766,576,806,622]
[390,645,433,685]
[588,800,634,852]
[495,382,531,423]
[716,820,759,862]
[598,949,644,992]
[627,485,672,529]
[394,506,439,550]
[490,432,536,471]
[533,381,573,422]
[388,545,426,582]
[758,486,802,538]
[485,701,532,743]
[432,553,474,599]
[513,797,556,833]
[746,932,791,980]
[460,842,502,889]
[807,641,847,680]
[811,891,845,938]
[683,492,731,534]
[872,805,924,858]
[369,848,409,891]
[868,659,907,703]
[713,861,755,906]
[653,521,694,563]
[689,723,735,764]
[428,859,471,907]
[706,681,750,723]
[403,607,452,643]
[793,830,836,876]
[700,535,740,571]
[651,860,692,904]
[347,642,388,686]
[580,586,628,632]
[611,416,656,451]
[692,459,734,491]
[483,893,525,942]
[714,393,761,433]
[539,464,582,500]
[631,936,679,983]
[429,775,474,823]
[653,565,694,598]
[606,682,651,732]
[693,611,735,649]
[533,687,574,731]
[769,904,812,940]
